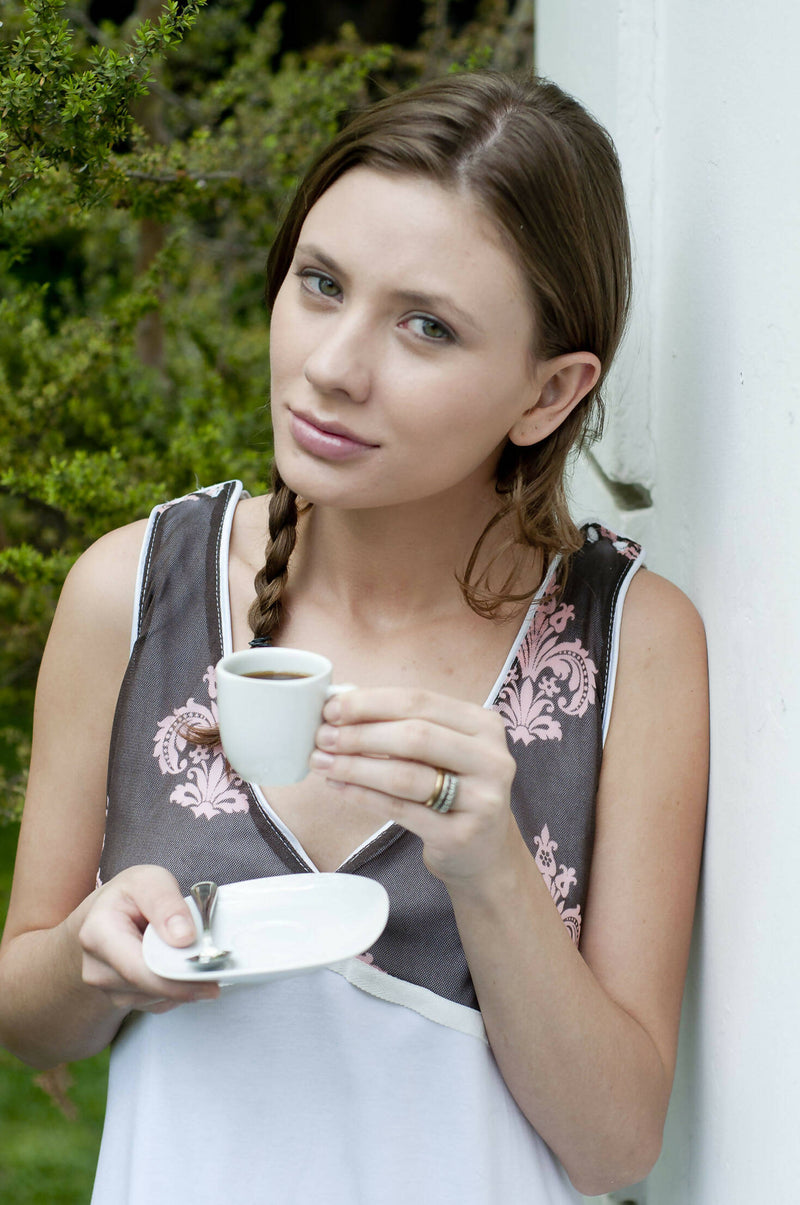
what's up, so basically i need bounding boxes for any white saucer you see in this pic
[142,873,390,985]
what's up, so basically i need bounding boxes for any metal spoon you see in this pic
[186,881,231,971]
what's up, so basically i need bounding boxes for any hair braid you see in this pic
[186,463,301,749]
[247,464,300,644]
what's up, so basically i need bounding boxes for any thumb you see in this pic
[123,865,197,948]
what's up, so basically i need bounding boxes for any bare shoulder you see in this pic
[229,492,269,570]
[56,517,149,632]
[41,516,151,711]
[618,565,707,667]
[608,566,709,762]
[601,565,709,839]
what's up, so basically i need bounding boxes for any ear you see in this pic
[508,352,602,447]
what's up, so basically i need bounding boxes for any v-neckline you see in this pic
[218,483,560,874]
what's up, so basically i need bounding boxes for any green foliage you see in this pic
[0,0,205,210]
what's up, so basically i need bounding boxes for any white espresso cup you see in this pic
[215,648,355,786]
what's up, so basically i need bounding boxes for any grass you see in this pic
[0,822,108,1205]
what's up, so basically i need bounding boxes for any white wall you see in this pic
[536,2,800,1202]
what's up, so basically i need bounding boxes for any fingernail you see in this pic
[310,750,335,770]
[317,724,338,749]
[323,698,342,722]
[166,915,194,942]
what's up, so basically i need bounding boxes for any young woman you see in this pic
[0,73,708,1203]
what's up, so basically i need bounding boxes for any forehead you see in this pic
[298,167,532,319]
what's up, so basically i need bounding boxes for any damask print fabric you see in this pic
[152,666,249,821]
[493,573,604,942]
[495,583,599,744]
[534,824,583,943]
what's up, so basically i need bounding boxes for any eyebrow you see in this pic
[294,242,484,335]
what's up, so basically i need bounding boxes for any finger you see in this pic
[115,864,197,949]
[310,749,442,804]
[144,998,214,1015]
[107,986,218,1010]
[322,686,494,736]
[143,999,180,1014]
[81,943,219,1008]
[110,988,219,1011]
[315,713,513,782]
[80,927,217,1004]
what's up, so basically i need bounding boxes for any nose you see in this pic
[303,315,371,404]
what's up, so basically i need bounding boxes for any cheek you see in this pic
[418,374,525,450]
[267,288,298,377]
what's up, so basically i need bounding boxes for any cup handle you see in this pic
[325,683,357,700]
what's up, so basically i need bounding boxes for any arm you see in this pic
[0,523,217,1070]
[310,569,709,1195]
[447,570,708,1192]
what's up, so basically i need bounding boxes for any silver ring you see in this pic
[427,771,458,815]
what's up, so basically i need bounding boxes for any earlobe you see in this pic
[508,352,601,447]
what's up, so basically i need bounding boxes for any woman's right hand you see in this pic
[0,528,220,1068]
[77,865,220,1014]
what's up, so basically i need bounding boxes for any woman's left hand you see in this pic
[309,687,517,884]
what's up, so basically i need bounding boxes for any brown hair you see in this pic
[250,70,631,641]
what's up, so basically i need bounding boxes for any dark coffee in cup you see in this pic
[242,671,312,681]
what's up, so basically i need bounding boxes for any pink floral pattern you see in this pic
[355,951,386,972]
[494,583,598,744]
[534,824,582,943]
[594,524,640,561]
[153,666,249,820]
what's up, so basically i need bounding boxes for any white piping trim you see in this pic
[339,821,394,865]
[602,544,646,745]
[218,480,244,658]
[130,505,161,655]
[327,958,488,1044]
[482,552,563,708]
[250,784,319,872]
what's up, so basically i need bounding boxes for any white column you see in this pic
[536,3,800,1202]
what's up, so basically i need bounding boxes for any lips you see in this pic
[288,409,379,461]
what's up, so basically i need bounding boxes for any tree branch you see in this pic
[64,5,203,118]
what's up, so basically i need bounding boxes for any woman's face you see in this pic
[269,167,546,514]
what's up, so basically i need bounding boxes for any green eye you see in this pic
[420,317,448,339]
[407,315,453,342]
[296,269,342,299]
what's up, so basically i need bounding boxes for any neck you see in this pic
[287,484,539,630]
